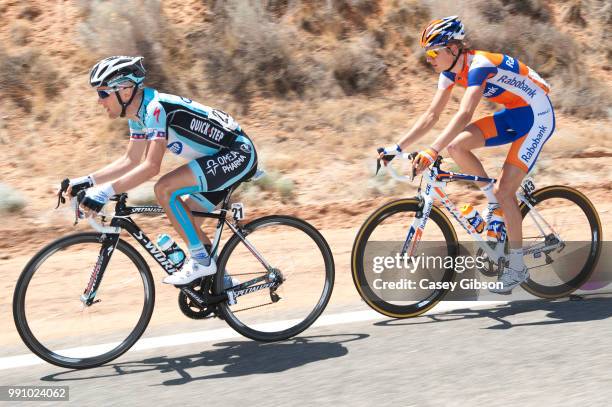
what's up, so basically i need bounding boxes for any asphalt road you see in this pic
[2,295,612,407]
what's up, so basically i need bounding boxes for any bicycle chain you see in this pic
[233,301,275,313]
[179,272,276,317]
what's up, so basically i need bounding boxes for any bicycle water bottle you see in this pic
[486,207,507,243]
[460,204,485,233]
[157,234,186,269]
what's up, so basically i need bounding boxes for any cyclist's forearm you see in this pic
[110,163,160,193]
[431,111,473,152]
[90,156,139,185]
[397,110,439,151]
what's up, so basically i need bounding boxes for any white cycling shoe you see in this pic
[163,257,217,285]
[489,266,529,294]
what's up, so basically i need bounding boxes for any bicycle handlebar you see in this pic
[376,149,419,183]
[70,194,121,234]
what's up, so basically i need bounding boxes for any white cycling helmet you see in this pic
[89,56,146,88]
[90,56,146,117]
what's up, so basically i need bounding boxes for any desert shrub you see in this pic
[9,20,31,46]
[251,169,296,201]
[264,0,290,18]
[0,46,61,112]
[332,36,388,95]
[17,4,42,21]
[275,177,295,201]
[552,78,612,118]
[383,0,431,48]
[76,0,177,89]
[499,0,550,21]
[561,1,587,27]
[201,1,321,102]
[299,0,380,38]
[0,184,27,213]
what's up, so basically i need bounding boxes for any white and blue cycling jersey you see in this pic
[129,88,245,158]
[129,88,257,258]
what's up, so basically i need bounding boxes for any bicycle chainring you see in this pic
[178,280,218,320]
[476,248,504,277]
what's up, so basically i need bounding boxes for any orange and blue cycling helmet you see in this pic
[420,16,465,48]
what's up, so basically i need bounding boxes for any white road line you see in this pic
[0,301,506,370]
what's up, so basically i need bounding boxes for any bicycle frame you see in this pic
[76,185,280,307]
[385,155,562,264]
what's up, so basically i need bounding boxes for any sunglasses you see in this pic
[425,47,448,59]
[97,86,133,99]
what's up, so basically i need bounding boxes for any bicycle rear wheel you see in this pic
[214,216,334,342]
[520,186,602,298]
[13,233,155,369]
[351,199,459,318]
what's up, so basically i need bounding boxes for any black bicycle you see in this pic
[13,172,335,369]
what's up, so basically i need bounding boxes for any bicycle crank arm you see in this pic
[180,286,228,307]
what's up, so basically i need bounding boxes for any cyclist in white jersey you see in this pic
[67,56,257,285]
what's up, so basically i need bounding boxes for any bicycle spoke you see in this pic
[14,233,154,369]
[216,216,334,341]
[520,187,601,298]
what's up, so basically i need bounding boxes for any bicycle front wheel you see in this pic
[13,233,155,369]
[215,216,334,342]
[352,199,459,318]
[520,186,602,298]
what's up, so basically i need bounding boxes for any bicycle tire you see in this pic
[13,233,155,369]
[519,186,602,298]
[352,198,459,318]
[214,216,335,342]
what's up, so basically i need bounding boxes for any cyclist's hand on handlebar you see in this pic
[377,144,402,164]
[78,183,115,217]
[412,147,438,174]
[57,175,95,199]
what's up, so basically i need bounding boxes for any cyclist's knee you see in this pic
[154,178,171,202]
[447,142,461,157]
[447,136,470,157]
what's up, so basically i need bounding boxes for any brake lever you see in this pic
[73,190,87,226]
[55,178,70,209]
[375,147,397,175]
[408,152,418,181]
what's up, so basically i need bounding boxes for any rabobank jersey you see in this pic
[438,50,551,109]
[128,88,243,160]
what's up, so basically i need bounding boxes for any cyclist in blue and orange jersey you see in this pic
[67,56,257,285]
[379,16,555,293]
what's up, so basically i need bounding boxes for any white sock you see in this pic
[189,244,212,266]
[508,248,524,271]
[481,182,497,205]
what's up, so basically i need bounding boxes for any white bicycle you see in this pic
[351,150,602,318]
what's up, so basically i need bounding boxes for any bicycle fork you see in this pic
[401,185,435,257]
[80,233,120,306]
